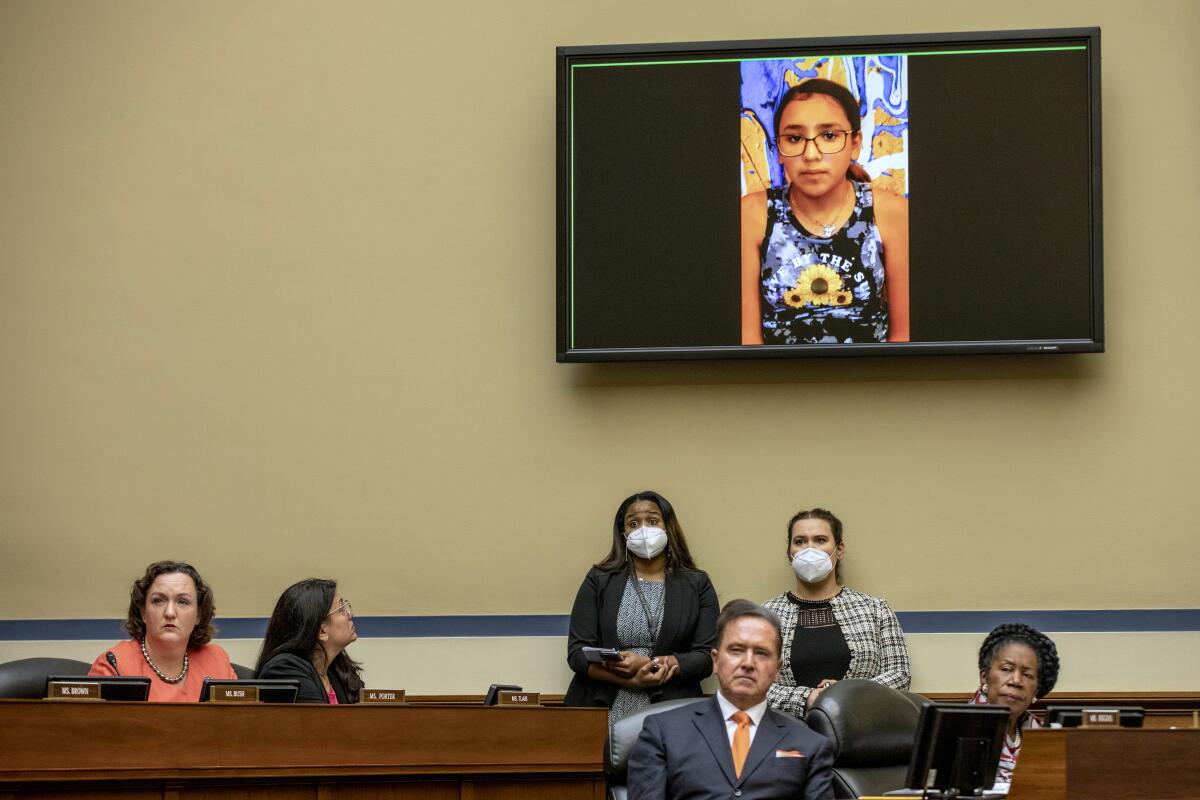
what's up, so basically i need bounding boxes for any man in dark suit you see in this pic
[628,599,833,800]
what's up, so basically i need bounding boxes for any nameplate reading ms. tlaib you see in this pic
[45,681,102,701]
[1081,708,1122,728]
[497,691,540,706]
[209,685,260,703]
[359,689,406,704]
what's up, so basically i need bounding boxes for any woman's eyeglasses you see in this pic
[327,599,353,618]
[776,130,852,157]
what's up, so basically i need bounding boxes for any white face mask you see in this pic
[791,547,835,583]
[626,526,668,559]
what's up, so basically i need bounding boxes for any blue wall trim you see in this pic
[895,609,1200,634]
[1,609,1198,641]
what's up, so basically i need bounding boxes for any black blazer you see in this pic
[256,652,351,704]
[564,565,718,708]
[628,695,834,800]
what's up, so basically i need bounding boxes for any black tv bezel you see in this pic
[555,27,1103,363]
[905,702,1011,792]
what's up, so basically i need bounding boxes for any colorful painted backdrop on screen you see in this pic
[740,55,909,197]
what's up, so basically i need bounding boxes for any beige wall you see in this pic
[2,0,1197,692]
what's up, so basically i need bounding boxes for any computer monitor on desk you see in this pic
[905,703,1010,798]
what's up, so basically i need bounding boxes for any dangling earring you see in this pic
[981,683,988,694]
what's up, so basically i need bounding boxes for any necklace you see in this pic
[790,183,853,237]
[630,574,664,642]
[140,637,188,684]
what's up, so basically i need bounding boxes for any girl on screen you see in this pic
[741,79,909,344]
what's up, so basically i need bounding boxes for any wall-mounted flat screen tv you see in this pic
[556,27,1102,361]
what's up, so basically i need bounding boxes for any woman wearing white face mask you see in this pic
[763,508,911,718]
[565,491,719,721]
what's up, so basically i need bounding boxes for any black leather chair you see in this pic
[902,689,933,714]
[0,657,93,699]
[805,678,927,799]
[604,697,707,800]
[231,662,255,679]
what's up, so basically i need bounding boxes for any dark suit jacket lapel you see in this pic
[737,708,789,785]
[692,696,737,787]
[656,571,686,654]
[599,568,628,647]
[297,656,327,703]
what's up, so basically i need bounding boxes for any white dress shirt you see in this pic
[714,691,770,749]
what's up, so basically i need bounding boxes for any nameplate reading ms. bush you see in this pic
[209,685,259,703]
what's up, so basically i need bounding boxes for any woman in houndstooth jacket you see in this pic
[763,507,911,718]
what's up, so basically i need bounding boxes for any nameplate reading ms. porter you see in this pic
[497,691,540,706]
[209,685,260,703]
[46,681,102,701]
[359,688,406,704]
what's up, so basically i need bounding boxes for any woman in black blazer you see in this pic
[254,578,363,704]
[565,491,719,720]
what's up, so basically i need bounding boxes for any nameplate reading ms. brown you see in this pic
[359,688,406,704]
[497,691,540,706]
[46,681,102,701]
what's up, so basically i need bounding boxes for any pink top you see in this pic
[327,688,339,704]
[969,688,1040,782]
[89,638,238,702]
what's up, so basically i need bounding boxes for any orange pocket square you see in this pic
[775,749,805,758]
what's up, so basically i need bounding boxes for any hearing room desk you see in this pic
[1007,727,1200,800]
[0,699,608,799]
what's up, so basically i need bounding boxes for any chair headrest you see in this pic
[0,657,93,699]
[804,679,922,767]
[605,697,708,783]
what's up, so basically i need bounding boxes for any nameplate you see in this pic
[46,681,102,701]
[1080,708,1121,728]
[497,691,539,706]
[209,685,259,703]
[359,688,406,704]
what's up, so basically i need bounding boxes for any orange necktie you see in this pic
[731,711,751,778]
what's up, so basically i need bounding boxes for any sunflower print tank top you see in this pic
[759,181,888,343]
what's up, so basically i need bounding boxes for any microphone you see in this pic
[105,651,120,675]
